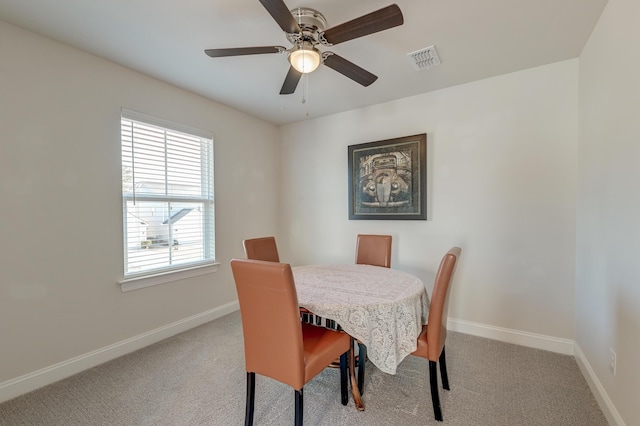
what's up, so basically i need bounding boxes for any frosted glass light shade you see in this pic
[289,45,321,74]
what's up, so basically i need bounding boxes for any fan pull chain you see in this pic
[302,74,310,117]
[302,74,307,104]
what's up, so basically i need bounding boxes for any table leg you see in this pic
[349,337,365,411]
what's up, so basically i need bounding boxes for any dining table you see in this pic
[292,264,429,409]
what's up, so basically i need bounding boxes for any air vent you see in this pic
[407,45,440,71]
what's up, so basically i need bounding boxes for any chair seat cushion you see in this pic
[302,323,351,383]
[411,324,429,359]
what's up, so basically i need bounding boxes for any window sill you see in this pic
[119,263,219,292]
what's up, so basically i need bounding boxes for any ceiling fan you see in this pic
[204,0,404,95]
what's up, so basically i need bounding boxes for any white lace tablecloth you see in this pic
[293,264,429,374]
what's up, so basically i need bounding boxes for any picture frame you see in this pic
[348,133,426,220]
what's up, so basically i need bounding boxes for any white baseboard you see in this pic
[574,344,626,426]
[0,301,239,404]
[448,317,574,354]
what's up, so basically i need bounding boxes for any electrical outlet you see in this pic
[609,348,616,376]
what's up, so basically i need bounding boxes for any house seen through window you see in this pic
[121,109,215,278]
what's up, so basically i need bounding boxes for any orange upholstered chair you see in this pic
[243,236,314,322]
[242,236,280,262]
[355,234,392,268]
[230,259,351,426]
[411,247,461,421]
[352,234,392,391]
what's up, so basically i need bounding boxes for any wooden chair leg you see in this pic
[429,360,443,421]
[439,346,450,390]
[295,389,303,426]
[245,372,255,426]
[340,352,348,405]
[357,342,367,394]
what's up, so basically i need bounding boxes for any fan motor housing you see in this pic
[286,8,327,46]
[290,7,327,32]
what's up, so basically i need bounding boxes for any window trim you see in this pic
[121,108,214,140]
[119,262,219,292]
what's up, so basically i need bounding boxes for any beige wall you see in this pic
[279,60,578,341]
[577,0,640,424]
[0,20,279,392]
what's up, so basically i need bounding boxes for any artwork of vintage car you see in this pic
[359,153,412,207]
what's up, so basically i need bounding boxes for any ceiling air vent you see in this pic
[407,45,440,71]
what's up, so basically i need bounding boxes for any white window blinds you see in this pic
[121,109,215,278]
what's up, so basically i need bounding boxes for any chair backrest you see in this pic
[426,247,461,361]
[243,236,280,262]
[230,258,304,388]
[355,234,392,268]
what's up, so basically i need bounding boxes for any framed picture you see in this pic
[348,133,426,220]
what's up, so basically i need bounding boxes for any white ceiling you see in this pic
[0,0,607,125]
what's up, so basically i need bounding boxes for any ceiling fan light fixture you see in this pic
[289,42,321,74]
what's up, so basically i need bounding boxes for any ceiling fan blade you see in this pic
[280,66,302,94]
[323,54,378,87]
[320,4,404,45]
[259,0,301,34]
[205,46,286,58]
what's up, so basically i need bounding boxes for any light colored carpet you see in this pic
[0,311,608,425]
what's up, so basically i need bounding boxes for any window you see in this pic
[120,109,215,285]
